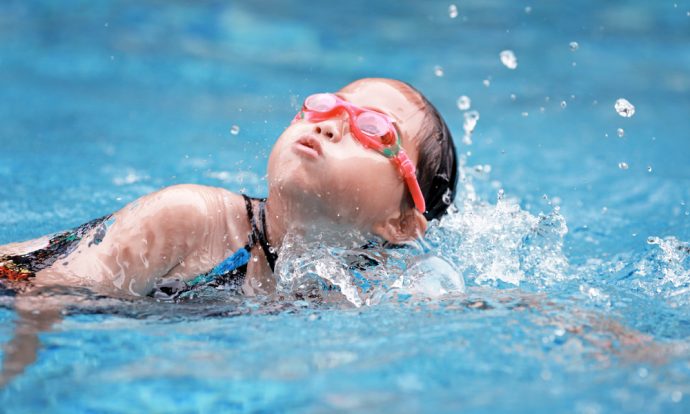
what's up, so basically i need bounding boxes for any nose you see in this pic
[313,120,342,143]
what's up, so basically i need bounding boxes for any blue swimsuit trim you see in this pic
[186,247,251,288]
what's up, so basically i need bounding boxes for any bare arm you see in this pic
[35,184,238,296]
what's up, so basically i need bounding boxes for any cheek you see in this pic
[328,155,405,217]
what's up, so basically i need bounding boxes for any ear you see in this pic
[371,208,428,244]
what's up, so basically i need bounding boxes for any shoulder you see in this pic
[141,184,240,212]
[115,184,240,231]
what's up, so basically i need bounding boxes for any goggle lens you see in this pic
[304,93,337,112]
[355,112,395,145]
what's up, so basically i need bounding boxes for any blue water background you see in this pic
[1,0,689,412]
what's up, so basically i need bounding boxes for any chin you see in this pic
[268,158,321,202]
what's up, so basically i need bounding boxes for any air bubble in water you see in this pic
[618,162,629,170]
[448,4,458,18]
[500,50,518,69]
[617,128,625,138]
[569,41,579,51]
[434,65,444,77]
[230,125,240,135]
[615,98,635,117]
[457,95,471,110]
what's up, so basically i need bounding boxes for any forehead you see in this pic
[337,79,425,123]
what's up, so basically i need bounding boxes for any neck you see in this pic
[264,194,376,253]
[263,193,335,251]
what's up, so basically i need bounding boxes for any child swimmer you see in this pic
[0,78,458,298]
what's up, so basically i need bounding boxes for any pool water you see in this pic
[1,0,690,412]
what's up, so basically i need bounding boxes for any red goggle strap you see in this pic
[394,152,426,214]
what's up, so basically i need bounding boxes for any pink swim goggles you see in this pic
[293,93,426,214]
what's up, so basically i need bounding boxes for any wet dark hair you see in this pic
[403,82,458,221]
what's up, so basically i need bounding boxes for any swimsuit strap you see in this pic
[242,194,258,248]
[242,194,279,272]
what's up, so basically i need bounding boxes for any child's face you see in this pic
[267,78,426,235]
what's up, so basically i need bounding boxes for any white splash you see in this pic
[634,236,690,302]
[425,191,570,288]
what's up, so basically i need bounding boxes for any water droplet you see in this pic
[618,162,629,170]
[442,188,453,205]
[647,236,660,245]
[524,6,532,14]
[434,65,444,77]
[647,165,653,173]
[482,79,491,87]
[463,110,480,134]
[521,112,529,117]
[104,22,109,28]
[560,101,567,109]
[500,50,518,69]
[497,188,505,200]
[569,41,579,51]
[448,4,458,18]
[617,128,625,138]
[230,125,240,135]
[510,93,517,101]
[615,98,635,117]
[456,95,471,110]
[638,367,648,378]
